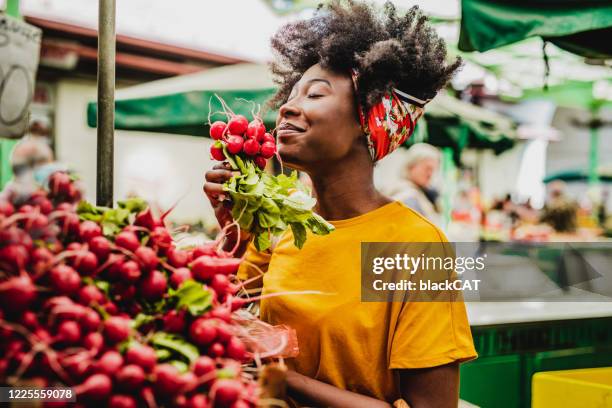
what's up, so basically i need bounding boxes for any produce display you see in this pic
[0,172,294,407]
[208,110,334,251]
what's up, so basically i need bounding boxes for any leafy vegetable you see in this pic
[168,280,213,316]
[150,331,200,364]
[223,160,334,251]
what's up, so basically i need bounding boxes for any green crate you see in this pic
[460,354,521,408]
[461,317,612,408]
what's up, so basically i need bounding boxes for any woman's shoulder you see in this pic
[385,201,448,243]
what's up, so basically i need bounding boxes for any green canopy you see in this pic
[87,63,516,155]
[520,80,612,111]
[544,168,612,183]
[459,0,612,58]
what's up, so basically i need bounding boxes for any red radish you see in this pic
[78,285,105,306]
[89,236,111,261]
[163,309,187,333]
[193,355,215,377]
[95,351,124,376]
[262,132,275,144]
[215,323,233,344]
[211,144,226,161]
[80,308,102,332]
[135,246,159,271]
[246,120,266,140]
[173,395,188,408]
[0,200,14,216]
[0,275,37,311]
[260,142,276,159]
[109,395,137,408]
[103,316,131,343]
[116,364,146,390]
[190,256,214,281]
[227,115,248,135]
[22,310,39,330]
[210,342,225,357]
[134,208,157,230]
[187,395,208,408]
[75,373,112,399]
[125,344,157,372]
[103,301,119,315]
[189,318,217,346]
[192,243,217,258]
[119,260,141,282]
[210,307,232,323]
[226,135,244,155]
[83,326,104,352]
[212,379,242,407]
[167,247,189,268]
[112,283,136,302]
[49,172,72,197]
[55,320,81,344]
[31,247,53,267]
[211,274,230,296]
[0,244,29,272]
[139,270,167,300]
[79,221,102,242]
[115,231,140,252]
[193,255,241,279]
[67,242,82,252]
[170,267,193,289]
[58,212,81,236]
[242,138,260,156]
[210,121,227,140]
[153,364,183,396]
[49,265,81,295]
[180,371,198,393]
[72,251,98,276]
[83,332,104,351]
[27,213,49,230]
[150,227,172,253]
[231,400,250,408]
[226,337,247,361]
[18,204,35,214]
[105,254,126,280]
[254,155,267,170]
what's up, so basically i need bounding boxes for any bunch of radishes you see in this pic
[209,116,276,170]
[0,171,270,407]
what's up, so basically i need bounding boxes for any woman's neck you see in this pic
[307,152,391,221]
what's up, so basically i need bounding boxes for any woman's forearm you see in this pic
[286,370,392,408]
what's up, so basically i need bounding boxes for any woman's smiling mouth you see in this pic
[277,121,306,141]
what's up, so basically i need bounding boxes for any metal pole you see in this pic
[96,0,116,207]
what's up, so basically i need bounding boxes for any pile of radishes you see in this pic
[0,171,269,407]
[209,116,276,170]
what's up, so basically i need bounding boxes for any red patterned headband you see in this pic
[350,69,430,161]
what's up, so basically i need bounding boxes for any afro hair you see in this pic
[269,0,461,111]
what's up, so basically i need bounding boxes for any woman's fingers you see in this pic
[203,181,226,206]
[206,169,233,183]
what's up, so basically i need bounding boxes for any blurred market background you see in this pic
[1,1,611,406]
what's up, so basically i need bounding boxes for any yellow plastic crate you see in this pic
[532,367,612,408]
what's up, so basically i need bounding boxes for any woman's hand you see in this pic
[203,162,252,254]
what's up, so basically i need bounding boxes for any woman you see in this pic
[392,143,442,225]
[204,2,477,407]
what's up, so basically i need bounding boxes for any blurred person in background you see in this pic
[392,143,441,224]
[1,136,53,201]
[540,180,578,232]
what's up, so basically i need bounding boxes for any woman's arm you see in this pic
[286,362,460,408]
[286,370,392,408]
[398,362,460,408]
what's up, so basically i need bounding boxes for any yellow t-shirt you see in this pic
[238,201,477,402]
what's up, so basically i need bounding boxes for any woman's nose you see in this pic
[279,99,301,118]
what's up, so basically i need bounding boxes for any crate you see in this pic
[532,367,612,408]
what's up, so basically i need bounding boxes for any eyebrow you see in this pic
[291,78,332,94]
